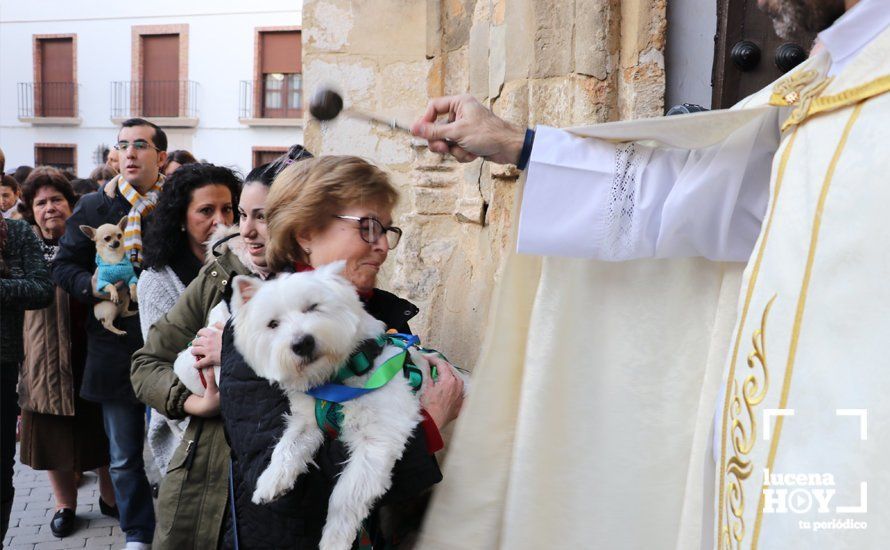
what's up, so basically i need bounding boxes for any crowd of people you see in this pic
[0,118,465,549]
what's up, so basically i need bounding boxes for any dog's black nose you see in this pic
[291,335,316,358]
[110,241,120,249]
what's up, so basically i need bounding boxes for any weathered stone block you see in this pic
[530,0,574,78]
[455,196,485,225]
[414,186,457,215]
[488,24,506,99]
[468,21,490,98]
[444,45,469,95]
[303,1,353,53]
[528,76,574,127]
[575,0,618,80]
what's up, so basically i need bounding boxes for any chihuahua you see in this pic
[80,216,138,336]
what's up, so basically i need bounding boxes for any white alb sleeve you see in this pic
[517,118,780,262]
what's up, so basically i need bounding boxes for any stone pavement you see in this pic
[3,447,125,550]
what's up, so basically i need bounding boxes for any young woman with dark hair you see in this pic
[136,164,240,477]
[130,145,308,547]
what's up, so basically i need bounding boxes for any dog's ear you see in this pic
[231,276,263,313]
[117,216,128,232]
[79,225,96,240]
[315,259,347,278]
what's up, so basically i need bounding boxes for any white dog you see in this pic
[172,301,226,396]
[230,261,429,550]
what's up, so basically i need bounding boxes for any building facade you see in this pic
[0,0,304,177]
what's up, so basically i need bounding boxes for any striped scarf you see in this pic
[117,175,162,267]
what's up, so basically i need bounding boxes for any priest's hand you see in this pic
[411,94,526,165]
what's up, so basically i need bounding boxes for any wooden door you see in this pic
[39,38,74,117]
[142,34,180,117]
[35,145,76,174]
[712,0,817,108]
[252,148,287,168]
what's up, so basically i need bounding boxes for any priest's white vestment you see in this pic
[419,15,890,550]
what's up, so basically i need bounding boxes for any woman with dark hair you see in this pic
[131,145,308,547]
[162,149,198,177]
[136,163,240,476]
[17,167,116,538]
[88,165,117,188]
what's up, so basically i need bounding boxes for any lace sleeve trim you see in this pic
[603,143,640,260]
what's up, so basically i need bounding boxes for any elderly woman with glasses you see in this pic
[219,155,464,549]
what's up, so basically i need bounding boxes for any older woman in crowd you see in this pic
[130,146,308,547]
[219,156,464,548]
[136,164,240,476]
[17,168,116,538]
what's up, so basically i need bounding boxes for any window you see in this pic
[34,35,76,117]
[257,30,302,118]
[252,147,288,168]
[35,144,76,175]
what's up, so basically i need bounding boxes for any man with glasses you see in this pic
[53,118,166,549]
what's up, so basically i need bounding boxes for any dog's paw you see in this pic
[129,284,138,303]
[107,286,120,304]
[251,469,285,505]
[319,528,355,550]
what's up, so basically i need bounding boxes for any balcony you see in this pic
[110,80,199,127]
[17,82,81,125]
[238,79,303,127]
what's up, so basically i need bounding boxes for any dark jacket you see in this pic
[0,219,54,366]
[52,182,145,402]
[131,237,251,549]
[220,289,442,549]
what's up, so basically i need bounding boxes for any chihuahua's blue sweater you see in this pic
[95,253,138,290]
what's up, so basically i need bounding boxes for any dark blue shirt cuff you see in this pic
[516,128,536,171]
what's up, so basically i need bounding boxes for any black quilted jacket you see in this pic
[220,289,442,549]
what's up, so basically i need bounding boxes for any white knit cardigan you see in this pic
[137,266,189,474]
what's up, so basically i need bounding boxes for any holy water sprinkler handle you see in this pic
[309,87,412,133]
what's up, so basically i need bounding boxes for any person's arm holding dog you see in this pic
[131,272,220,419]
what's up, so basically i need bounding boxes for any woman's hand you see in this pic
[182,373,220,418]
[191,322,224,369]
[420,355,464,429]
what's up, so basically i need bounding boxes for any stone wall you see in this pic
[302,0,666,369]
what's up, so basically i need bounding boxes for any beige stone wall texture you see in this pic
[302,0,666,370]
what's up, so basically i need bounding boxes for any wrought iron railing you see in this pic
[110,80,198,119]
[239,80,253,119]
[239,77,303,119]
[17,82,78,118]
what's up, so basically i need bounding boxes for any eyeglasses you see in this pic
[332,215,402,249]
[114,140,161,152]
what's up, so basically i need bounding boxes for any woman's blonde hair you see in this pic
[265,155,399,272]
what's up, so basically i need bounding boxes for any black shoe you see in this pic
[50,508,75,538]
[98,497,119,519]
